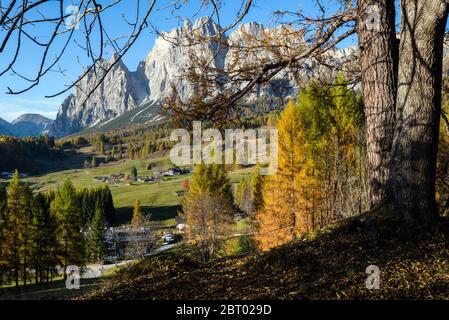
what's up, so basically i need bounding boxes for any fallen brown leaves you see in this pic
[78,213,449,300]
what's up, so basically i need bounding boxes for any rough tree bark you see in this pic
[357,0,398,208]
[391,0,449,222]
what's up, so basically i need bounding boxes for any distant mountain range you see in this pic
[1,18,358,138]
[43,17,358,138]
[6,18,449,139]
[0,114,53,138]
[11,17,449,139]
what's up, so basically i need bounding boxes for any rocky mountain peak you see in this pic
[47,18,363,138]
[144,17,227,103]
[0,114,54,137]
[192,16,222,36]
[49,54,149,137]
[12,113,52,126]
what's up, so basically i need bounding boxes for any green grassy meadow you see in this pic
[17,154,251,226]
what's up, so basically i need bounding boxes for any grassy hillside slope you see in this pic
[76,102,162,135]
[23,156,183,225]
[21,153,250,225]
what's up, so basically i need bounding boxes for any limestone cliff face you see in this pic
[144,17,227,103]
[225,22,298,100]
[49,18,359,138]
[50,55,149,137]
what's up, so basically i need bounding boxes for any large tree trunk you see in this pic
[357,0,398,208]
[391,0,449,222]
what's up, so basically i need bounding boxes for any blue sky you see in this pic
[0,0,356,122]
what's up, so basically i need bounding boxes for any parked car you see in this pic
[162,233,176,244]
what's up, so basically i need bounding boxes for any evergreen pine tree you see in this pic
[87,206,107,262]
[30,193,53,284]
[51,179,85,279]
[130,166,138,181]
[3,171,33,287]
[101,186,115,225]
[99,141,105,155]
[0,185,7,285]
[33,192,59,283]
[118,144,122,160]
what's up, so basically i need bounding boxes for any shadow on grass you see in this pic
[0,276,109,300]
[114,205,181,226]
[32,151,95,176]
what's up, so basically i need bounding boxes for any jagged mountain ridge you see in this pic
[0,114,53,137]
[49,17,357,138]
[144,18,228,103]
[49,54,149,137]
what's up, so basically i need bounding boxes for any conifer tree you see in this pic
[235,177,247,206]
[254,101,305,251]
[99,141,105,155]
[101,186,115,225]
[235,176,253,215]
[0,185,7,286]
[32,192,58,283]
[250,164,264,213]
[130,166,138,181]
[3,171,33,287]
[79,188,95,225]
[118,144,123,160]
[255,78,366,251]
[51,179,85,279]
[240,180,253,215]
[29,193,54,284]
[131,199,145,229]
[182,163,233,261]
[87,206,107,262]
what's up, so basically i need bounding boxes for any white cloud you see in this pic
[0,97,61,122]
